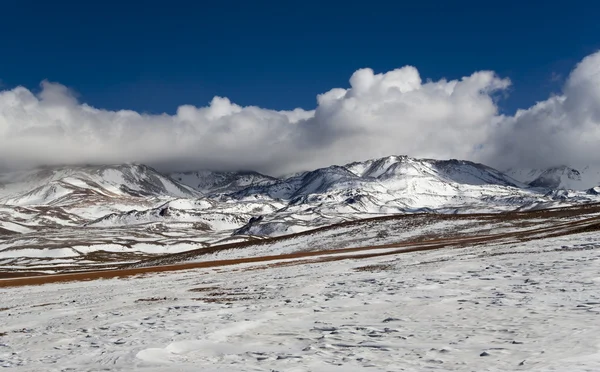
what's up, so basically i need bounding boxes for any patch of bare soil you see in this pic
[135,297,172,303]
[354,264,394,272]
[0,272,49,279]
[84,250,152,262]
[188,286,221,292]
[0,227,18,235]
[12,328,33,334]
[190,286,258,303]
[31,302,59,308]
[192,296,255,304]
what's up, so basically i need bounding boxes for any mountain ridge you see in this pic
[1,155,600,271]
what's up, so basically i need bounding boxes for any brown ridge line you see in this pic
[2,214,599,289]
[128,203,600,268]
[134,212,600,268]
[0,234,498,288]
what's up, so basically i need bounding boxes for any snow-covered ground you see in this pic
[2,231,600,371]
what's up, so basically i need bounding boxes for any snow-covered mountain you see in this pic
[233,156,524,201]
[347,156,523,186]
[170,170,278,195]
[225,156,559,236]
[0,164,199,207]
[506,165,600,190]
[1,155,600,272]
[588,186,600,195]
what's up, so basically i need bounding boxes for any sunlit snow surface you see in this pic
[2,232,600,371]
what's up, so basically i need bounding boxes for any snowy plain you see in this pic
[2,231,600,371]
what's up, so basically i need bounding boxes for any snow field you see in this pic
[1,231,600,371]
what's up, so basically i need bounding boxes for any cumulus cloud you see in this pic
[0,52,599,175]
[479,51,600,170]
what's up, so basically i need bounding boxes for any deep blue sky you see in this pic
[1,0,598,115]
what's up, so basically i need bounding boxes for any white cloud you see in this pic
[0,52,599,175]
[479,51,600,170]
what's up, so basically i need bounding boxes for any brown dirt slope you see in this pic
[2,207,599,288]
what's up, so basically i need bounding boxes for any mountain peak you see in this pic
[0,163,198,206]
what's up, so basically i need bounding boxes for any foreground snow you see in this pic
[2,231,600,371]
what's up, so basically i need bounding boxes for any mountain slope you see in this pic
[347,156,523,187]
[506,166,600,190]
[0,164,199,206]
[170,170,278,195]
[231,156,538,211]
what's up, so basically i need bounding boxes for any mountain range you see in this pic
[505,166,600,190]
[1,155,599,272]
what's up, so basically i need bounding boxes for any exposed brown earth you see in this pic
[30,302,59,308]
[1,208,599,288]
[188,286,221,292]
[3,202,600,275]
[135,297,170,302]
[192,296,255,304]
[129,202,600,268]
[353,264,394,272]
